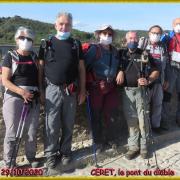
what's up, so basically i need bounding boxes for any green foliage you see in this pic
[0,15,152,47]
[0,16,94,45]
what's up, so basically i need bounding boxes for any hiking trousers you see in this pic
[3,93,40,165]
[162,66,180,124]
[44,79,77,158]
[123,87,150,151]
[149,83,163,128]
[88,86,119,144]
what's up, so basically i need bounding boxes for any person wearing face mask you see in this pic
[2,26,40,168]
[117,31,159,160]
[138,25,170,134]
[84,25,120,153]
[161,18,180,129]
[38,12,86,170]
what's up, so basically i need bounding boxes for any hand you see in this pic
[163,81,169,90]
[138,78,148,86]
[20,89,34,103]
[116,71,124,85]
[78,91,86,105]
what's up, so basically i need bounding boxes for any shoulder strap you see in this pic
[8,50,37,75]
[8,49,19,75]
[73,39,80,60]
[8,49,19,61]
[124,52,136,74]
[86,44,101,72]
[30,51,37,61]
[94,44,102,60]
[41,36,53,49]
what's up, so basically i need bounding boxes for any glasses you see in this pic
[102,31,113,36]
[18,36,33,42]
[150,32,160,35]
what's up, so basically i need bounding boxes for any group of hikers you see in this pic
[1,11,180,172]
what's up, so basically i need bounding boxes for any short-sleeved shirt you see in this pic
[38,36,84,85]
[119,48,158,87]
[145,42,168,83]
[2,51,38,86]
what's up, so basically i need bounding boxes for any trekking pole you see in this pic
[86,95,100,168]
[145,93,159,169]
[139,57,159,169]
[9,102,30,169]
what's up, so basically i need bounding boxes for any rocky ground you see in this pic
[0,89,127,163]
[0,89,179,177]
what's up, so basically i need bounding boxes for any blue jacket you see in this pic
[84,44,119,80]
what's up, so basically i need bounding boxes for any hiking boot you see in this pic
[152,127,165,135]
[46,155,57,169]
[160,121,169,131]
[125,150,140,160]
[27,158,40,168]
[104,141,117,151]
[140,149,149,159]
[61,154,72,166]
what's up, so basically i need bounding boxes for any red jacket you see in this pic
[168,33,180,62]
[168,33,180,53]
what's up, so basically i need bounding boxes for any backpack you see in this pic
[41,36,80,61]
[160,31,175,46]
[8,49,37,76]
[82,43,101,61]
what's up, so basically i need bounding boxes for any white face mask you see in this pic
[56,31,71,40]
[149,34,161,43]
[174,24,180,33]
[99,35,112,45]
[18,39,32,51]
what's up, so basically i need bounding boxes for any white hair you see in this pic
[125,31,138,40]
[56,11,73,25]
[14,26,35,41]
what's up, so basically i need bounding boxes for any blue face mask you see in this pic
[127,41,138,51]
[56,31,71,40]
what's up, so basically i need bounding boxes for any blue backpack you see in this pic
[160,31,175,47]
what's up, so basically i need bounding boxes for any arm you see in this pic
[138,70,159,86]
[147,70,160,84]
[78,60,86,105]
[116,49,125,85]
[2,67,33,103]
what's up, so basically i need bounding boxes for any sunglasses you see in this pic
[18,36,33,42]
[102,31,113,36]
[150,32,160,35]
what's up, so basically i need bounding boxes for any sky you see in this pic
[0,3,179,32]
